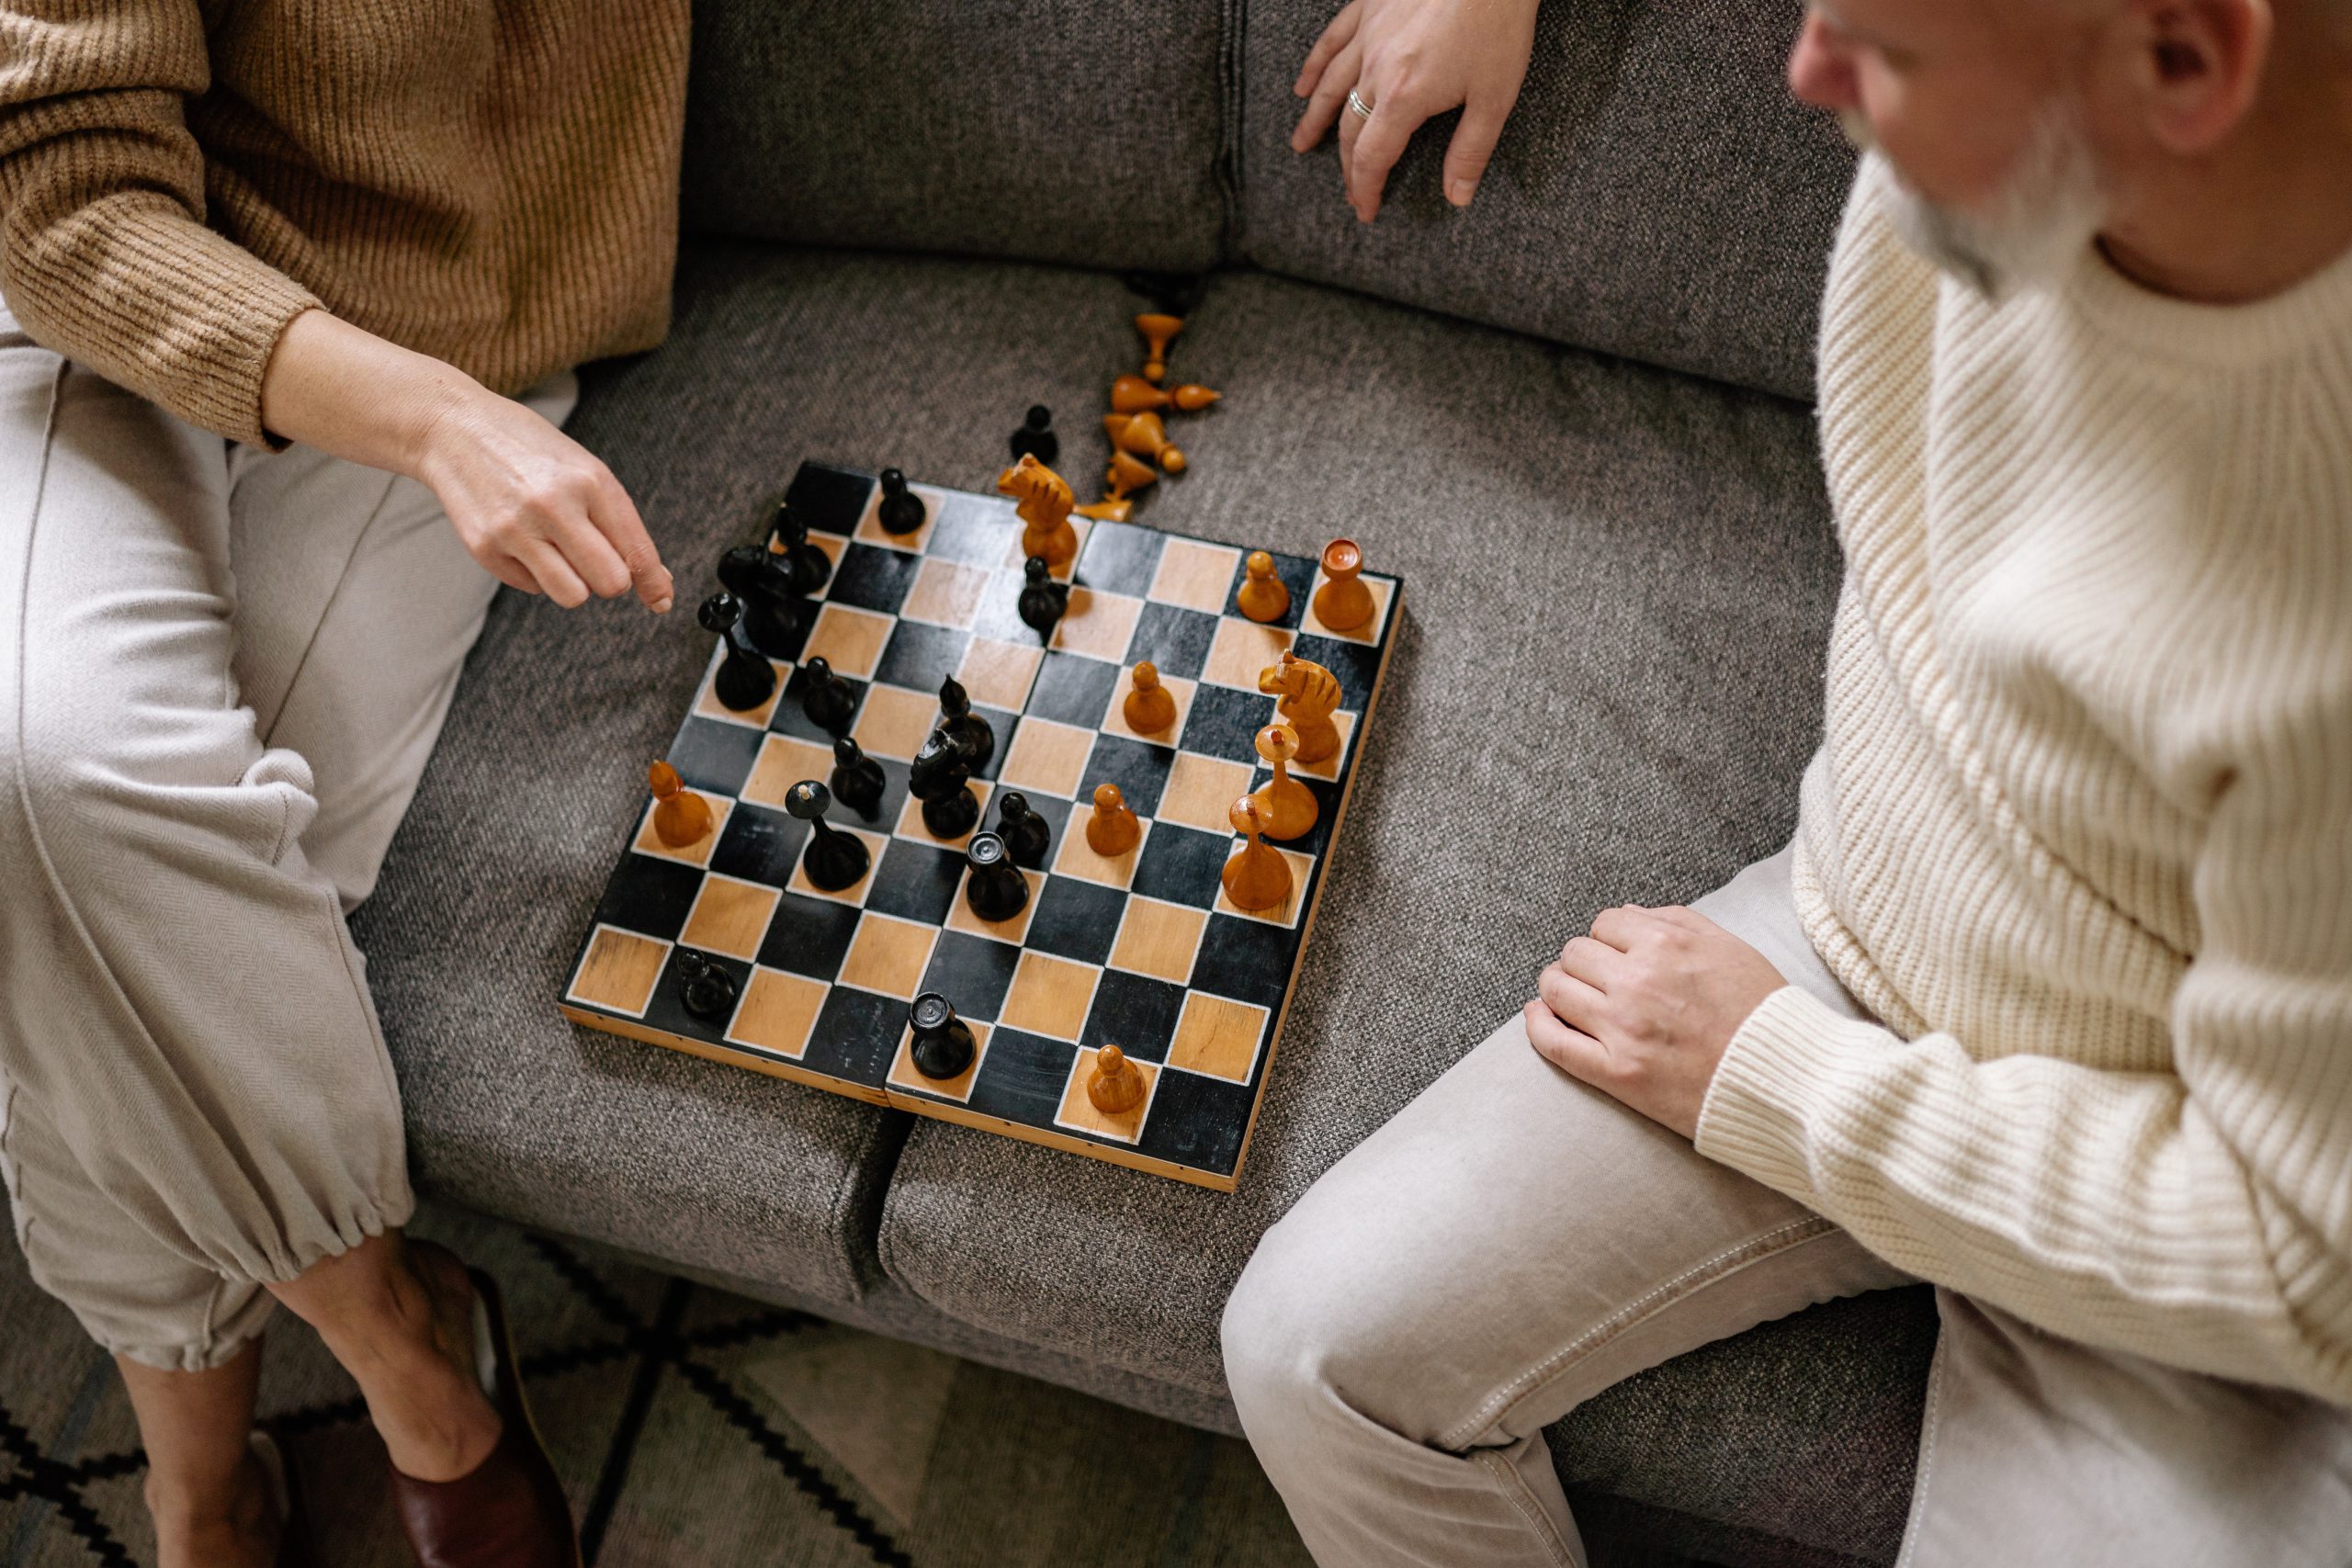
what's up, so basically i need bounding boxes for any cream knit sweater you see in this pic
[1695,155,2352,1405]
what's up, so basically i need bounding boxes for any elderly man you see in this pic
[1222,0,2352,1563]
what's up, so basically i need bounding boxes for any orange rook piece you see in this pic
[650,760,712,848]
[1311,536,1374,633]
[1087,1045,1148,1114]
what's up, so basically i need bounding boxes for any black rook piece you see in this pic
[1016,555,1068,637]
[699,592,777,712]
[935,675,996,772]
[908,730,980,840]
[785,779,870,892]
[994,791,1050,867]
[876,468,925,536]
[674,951,740,1022]
[717,544,803,659]
[798,656,858,735]
[1008,404,1058,466]
[963,832,1030,923]
[908,991,978,1080]
[829,735,887,818]
[768,500,833,595]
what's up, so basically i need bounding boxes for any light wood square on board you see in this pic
[956,637,1043,711]
[568,927,669,1017]
[1215,841,1315,928]
[1202,617,1295,692]
[854,483,939,550]
[741,734,839,810]
[786,826,888,906]
[887,1019,992,1102]
[1108,897,1205,985]
[1156,753,1256,835]
[679,875,781,962]
[852,683,940,762]
[901,558,991,630]
[894,779,995,852]
[838,914,938,1000]
[1168,992,1270,1082]
[1051,815,1150,890]
[1055,1046,1157,1145]
[999,950,1100,1041]
[803,603,894,681]
[1301,572,1395,643]
[999,717,1094,799]
[727,967,829,1059]
[1099,670,1194,746]
[1048,587,1142,662]
[1148,539,1241,614]
[633,795,734,869]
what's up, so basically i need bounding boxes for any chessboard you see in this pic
[558,462,1402,1190]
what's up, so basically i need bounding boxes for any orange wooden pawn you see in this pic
[1135,313,1183,382]
[1085,783,1141,856]
[1076,498,1134,523]
[650,760,712,848]
[1124,661,1178,735]
[1221,796,1292,913]
[1087,1045,1147,1114]
[1105,450,1159,501]
[1104,411,1185,474]
[1112,374,1223,415]
[1237,550,1290,624]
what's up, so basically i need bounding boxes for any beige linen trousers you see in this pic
[0,295,575,1369]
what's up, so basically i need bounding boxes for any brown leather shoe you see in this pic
[248,1429,315,1568]
[387,1247,581,1568]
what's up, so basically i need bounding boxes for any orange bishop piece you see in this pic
[1237,550,1290,624]
[649,760,712,848]
[1135,312,1183,382]
[1085,783,1142,856]
[1111,374,1223,415]
[1124,661,1178,735]
[995,454,1079,568]
[1258,650,1342,766]
[1087,1044,1148,1114]
[1221,796,1292,913]
[1249,723,1317,841]
[1311,536,1375,633]
[1103,411,1186,474]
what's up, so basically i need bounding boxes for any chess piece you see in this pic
[1103,411,1185,474]
[1257,650,1342,766]
[1017,554,1069,636]
[829,734,887,818]
[768,499,832,594]
[963,831,1030,922]
[1009,404,1059,466]
[1110,375,1222,415]
[1104,450,1159,502]
[674,951,741,1021]
[1074,499,1134,524]
[1169,383,1221,412]
[1221,796,1292,913]
[785,779,870,892]
[718,544,804,658]
[935,675,996,772]
[798,655,857,735]
[995,454,1079,568]
[699,592,777,712]
[1135,312,1183,382]
[1087,1045,1147,1114]
[649,760,713,848]
[908,991,977,1080]
[1249,723,1317,841]
[1085,782,1141,857]
[1123,661,1177,735]
[993,791,1051,867]
[909,730,981,839]
[876,468,926,535]
[1311,536,1375,632]
[1237,550,1290,624]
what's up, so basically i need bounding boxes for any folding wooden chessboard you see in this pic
[559,463,1402,1190]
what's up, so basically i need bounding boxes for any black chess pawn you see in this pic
[785,779,870,891]
[908,991,977,1080]
[935,675,996,773]
[908,729,980,840]
[717,544,804,659]
[674,951,740,1022]
[1017,555,1068,637]
[963,831,1030,923]
[767,499,832,594]
[876,467,925,536]
[993,791,1050,867]
[699,592,777,712]
[798,655,857,735]
[829,734,887,818]
[1008,404,1058,466]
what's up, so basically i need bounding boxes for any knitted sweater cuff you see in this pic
[1692,983,1894,1206]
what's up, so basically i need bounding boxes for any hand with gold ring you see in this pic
[1290,0,1544,223]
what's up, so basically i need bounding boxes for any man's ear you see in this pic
[2120,0,2272,152]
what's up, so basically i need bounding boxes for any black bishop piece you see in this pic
[699,592,777,712]
[993,791,1050,867]
[908,730,979,840]
[1017,555,1067,637]
[876,468,926,536]
[786,780,870,892]
[962,831,1030,923]
[798,656,857,735]
[829,735,887,818]
[717,544,803,659]
[768,499,833,595]
[935,675,995,773]
[1008,405,1058,466]
[908,991,977,1080]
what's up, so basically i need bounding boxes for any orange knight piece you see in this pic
[994,454,1079,568]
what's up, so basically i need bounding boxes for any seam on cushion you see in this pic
[1215,0,1247,261]
[833,1103,914,1300]
[1476,1449,1582,1565]
[1442,1215,1838,1450]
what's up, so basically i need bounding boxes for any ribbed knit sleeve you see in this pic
[0,0,319,446]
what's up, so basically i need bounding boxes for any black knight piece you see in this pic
[785,779,870,892]
[934,675,996,772]
[1017,555,1068,637]
[993,790,1050,867]
[829,734,887,818]
[962,831,1030,922]
[698,592,778,712]
[767,499,833,595]
[876,467,926,536]
[908,729,980,840]
[674,951,740,1021]
[798,656,858,735]
[908,991,977,1080]
[717,544,804,658]
[1008,404,1058,466]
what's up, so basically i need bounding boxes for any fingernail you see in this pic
[1447,178,1477,207]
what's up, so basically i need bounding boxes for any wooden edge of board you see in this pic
[557,1005,892,1107]
[883,1088,1238,1191]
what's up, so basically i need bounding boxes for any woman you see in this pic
[1,2,690,1562]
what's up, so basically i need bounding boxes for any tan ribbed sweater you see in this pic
[1696,154,2352,1405]
[0,0,689,448]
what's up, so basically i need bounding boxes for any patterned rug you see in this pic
[0,1203,1314,1567]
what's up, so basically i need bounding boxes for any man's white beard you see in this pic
[1840,107,2108,301]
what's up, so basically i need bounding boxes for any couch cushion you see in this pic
[1238,0,1855,400]
[680,0,1229,274]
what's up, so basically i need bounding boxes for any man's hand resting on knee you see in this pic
[1524,907,1789,1139]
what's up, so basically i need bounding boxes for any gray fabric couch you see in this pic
[348,2,1942,1562]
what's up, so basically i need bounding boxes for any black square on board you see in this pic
[1133,822,1230,906]
[918,930,1023,1022]
[594,853,706,941]
[773,664,868,743]
[1082,969,1188,1063]
[784,463,874,534]
[1290,632,1384,712]
[967,705,1017,781]
[1137,1069,1255,1176]
[1126,602,1217,681]
[668,715,763,797]
[640,948,757,1045]
[1024,876,1126,966]
[925,494,1020,567]
[875,621,972,694]
[709,801,808,887]
[1074,521,1163,598]
[1180,681,1275,762]
[826,541,922,615]
[1194,912,1302,1010]
[1025,651,1122,728]
[966,1027,1078,1128]
[802,985,902,1086]
[1227,550,1318,625]
[757,893,861,981]
[865,840,964,927]
[1083,734,1175,818]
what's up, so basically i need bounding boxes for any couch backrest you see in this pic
[682,0,1854,401]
